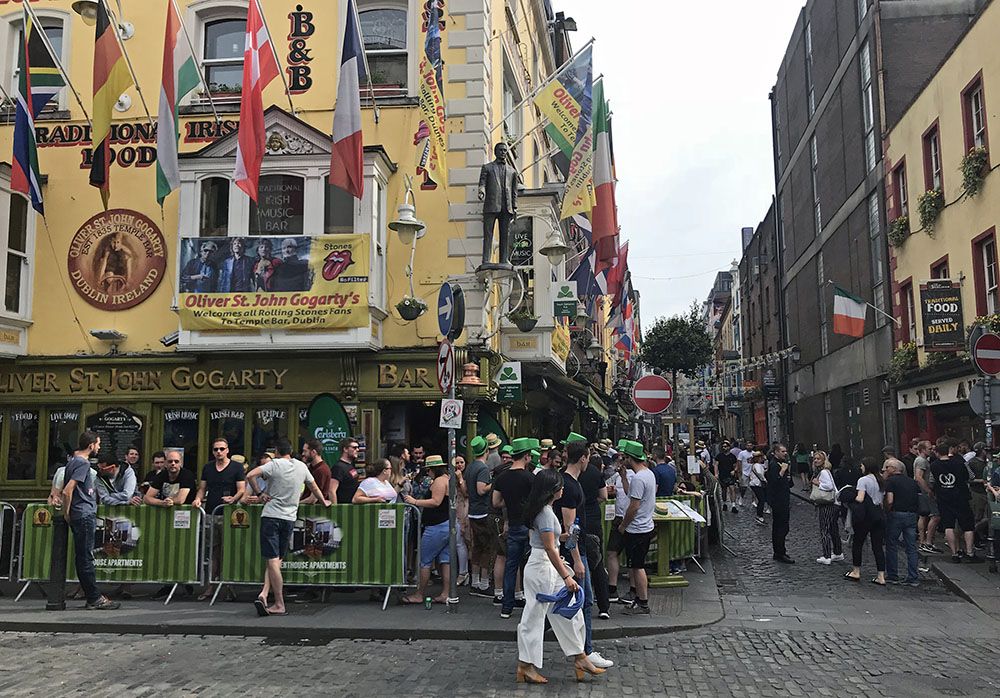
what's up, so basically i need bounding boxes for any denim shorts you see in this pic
[420,521,451,568]
[260,516,293,560]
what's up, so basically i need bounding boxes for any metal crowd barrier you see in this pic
[13,503,206,606]
[205,502,422,611]
[0,501,16,581]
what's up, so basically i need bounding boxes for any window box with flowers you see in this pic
[917,189,944,234]
[507,307,538,333]
[961,146,990,198]
[888,216,910,247]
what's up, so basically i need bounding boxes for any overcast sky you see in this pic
[566,0,805,323]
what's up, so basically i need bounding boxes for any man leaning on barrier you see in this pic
[143,450,197,508]
[246,438,330,616]
[95,454,142,506]
[61,431,120,610]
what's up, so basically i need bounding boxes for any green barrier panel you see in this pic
[219,504,405,586]
[601,494,705,564]
[20,504,202,583]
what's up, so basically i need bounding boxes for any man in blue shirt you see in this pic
[650,445,676,497]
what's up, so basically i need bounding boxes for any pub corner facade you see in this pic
[0,0,622,498]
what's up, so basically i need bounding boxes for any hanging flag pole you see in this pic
[100,0,153,128]
[827,280,900,325]
[490,37,595,135]
[349,0,380,124]
[252,0,297,114]
[0,81,12,106]
[21,1,92,127]
[171,0,221,125]
[507,73,604,153]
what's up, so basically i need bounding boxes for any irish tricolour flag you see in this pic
[833,286,867,337]
[156,0,199,204]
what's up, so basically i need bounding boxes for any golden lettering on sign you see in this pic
[377,364,435,389]
[0,366,289,395]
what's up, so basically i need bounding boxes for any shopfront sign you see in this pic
[177,234,369,330]
[497,361,523,402]
[375,363,435,390]
[286,5,315,94]
[67,209,167,310]
[553,281,577,320]
[307,394,352,463]
[920,279,964,351]
[509,217,534,267]
[897,374,977,410]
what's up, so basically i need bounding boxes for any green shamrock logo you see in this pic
[500,367,517,381]
[557,286,574,298]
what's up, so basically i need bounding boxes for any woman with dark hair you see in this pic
[793,443,811,492]
[516,468,604,684]
[844,456,886,585]
[402,456,451,604]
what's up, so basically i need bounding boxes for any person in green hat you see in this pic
[492,437,536,617]
[466,436,499,598]
[500,445,514,468]
[614,440,656,615]
[402,455,452,605]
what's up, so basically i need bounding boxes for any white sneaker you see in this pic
[816,557,832,565]
[587,651,614,669]
[830,554,845,562]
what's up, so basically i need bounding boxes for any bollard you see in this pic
[46,516,69,610]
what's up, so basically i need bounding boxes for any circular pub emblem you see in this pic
[67,209,167,310]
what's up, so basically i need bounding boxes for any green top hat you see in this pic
[619,440,646,461]
[501,445,513,455]
[470,435,488,457]
[562,432,587,445]
[423,455,446,468]
[510,437,534,455]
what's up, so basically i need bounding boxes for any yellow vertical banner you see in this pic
[417,56,448,187]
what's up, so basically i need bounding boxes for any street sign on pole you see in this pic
[437,283,455,337]
[972,332,1000,377]
[436,339,454,395]
[969,380,1000,422]
[632,374,674,415]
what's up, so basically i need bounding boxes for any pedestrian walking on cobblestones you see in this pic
[765,443,794,563]
[749,450,767,524]
[883,458,921,586]
[845,457,886,586]
[811,450,843,564]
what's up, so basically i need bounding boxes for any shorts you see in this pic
[938,500,975,531]
[623,530,654,569]
[607,516,625,553]
[260,516,293,560]
[420,520,451,568]
[469,515,500,566]
[796,461,811,475]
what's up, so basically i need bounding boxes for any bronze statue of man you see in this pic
[478,142,518,269]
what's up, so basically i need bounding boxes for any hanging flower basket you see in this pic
[396,296,427,321]
[917,189,944,234]
[961,146,990,198]
[887,216,910,247]
[507,308,538,333]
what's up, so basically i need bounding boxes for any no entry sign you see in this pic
[633,374,673,415]
[973,332,1000,377]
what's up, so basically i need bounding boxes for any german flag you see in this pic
[89,0,133,208]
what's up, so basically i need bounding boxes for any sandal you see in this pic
[197,590,214,602]
[870,578,886,586]
[843,573,860,582]
[399,595,423,605]
[254,597,270,616]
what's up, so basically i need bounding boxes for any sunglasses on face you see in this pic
[213,447,228,452]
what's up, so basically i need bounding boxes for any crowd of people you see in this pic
[702,435,1000,586]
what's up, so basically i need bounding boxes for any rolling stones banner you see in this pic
[177,234,369,330]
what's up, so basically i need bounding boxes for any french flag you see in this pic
[330,0,365,199]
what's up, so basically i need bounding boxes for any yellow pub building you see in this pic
[0,0,619,498]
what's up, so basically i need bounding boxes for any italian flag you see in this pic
[591,80,618,265]
[833,286,867,337]
[156,0,199,205]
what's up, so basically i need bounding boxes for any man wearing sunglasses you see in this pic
[144,448,197,507]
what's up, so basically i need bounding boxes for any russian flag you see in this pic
[330,0,365,199]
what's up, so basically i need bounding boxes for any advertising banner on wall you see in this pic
[20,505,201,583]
[177,234,369,330]
[220,504,405,586]
[920,279,963,351]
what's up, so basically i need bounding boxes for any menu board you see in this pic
[920,279,963,351]
[85,407,144,465]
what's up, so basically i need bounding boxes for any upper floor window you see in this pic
[359,4,408,95]
[502,54,523,167]
[250,174,305,236]
[861,42,876,172]
[805,21,815,117]
[899,282,914,343]
[868,193,883,286]
[963,77,989,152]
[923,124,943,191]
[203,18,245,98]
[857,0,869,23]
[931,257,949,279]
[810,136,821,233]
[199,176,229,236]
[3,13,66,112]
[892,162,908,218]
[0,169,32,320]
[985,237,999,314]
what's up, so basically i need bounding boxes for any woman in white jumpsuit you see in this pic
[515,469,605,684]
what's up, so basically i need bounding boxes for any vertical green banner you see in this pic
[307,393,352,463]
[20,504,201,583]
[220,504,405,586]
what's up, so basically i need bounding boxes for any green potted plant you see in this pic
[507,306,538,333]
[888,341,917,384]
[887,216,910,247]
[396,295,427,321]
[961,146,990,198]
[917,189,944,233]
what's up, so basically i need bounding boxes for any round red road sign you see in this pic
[632,374,674,415]
[973,332,1000,377]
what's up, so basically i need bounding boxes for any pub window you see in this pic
[904,285,916,343]
[3,188,29,315]
[202,17,246,99]
[47,408,79,479]
[7,409,39,481]
[325,180,355,233]
[923,124,943,191]
[162,407,201,474]
[891,162,908,218]
[985,237,999,314]
[199,177,229,236]
[502,56,523,167]
[209,407,246,460]
[4,15,66,111]
[931,258,949,279]
[250,174,305,235]
[252,407,288,460]
[370,178,386,310]
[359,3,408,94]
[963,77,989,152]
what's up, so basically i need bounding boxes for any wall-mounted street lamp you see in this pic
[391,176,428,321]
[538,228,570,266]
[90,328,126,355]
[71,1,99,25]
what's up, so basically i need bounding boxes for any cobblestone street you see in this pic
[3,496,1000,697]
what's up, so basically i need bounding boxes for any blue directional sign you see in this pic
[437,283,455,337]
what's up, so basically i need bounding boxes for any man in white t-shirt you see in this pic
[737,443,754,505]
[616,440,656,616]
[246,438,329,616]
[604,456,634,603]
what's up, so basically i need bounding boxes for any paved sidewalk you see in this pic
[0,558,723,641]
[932,557,1000,620]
